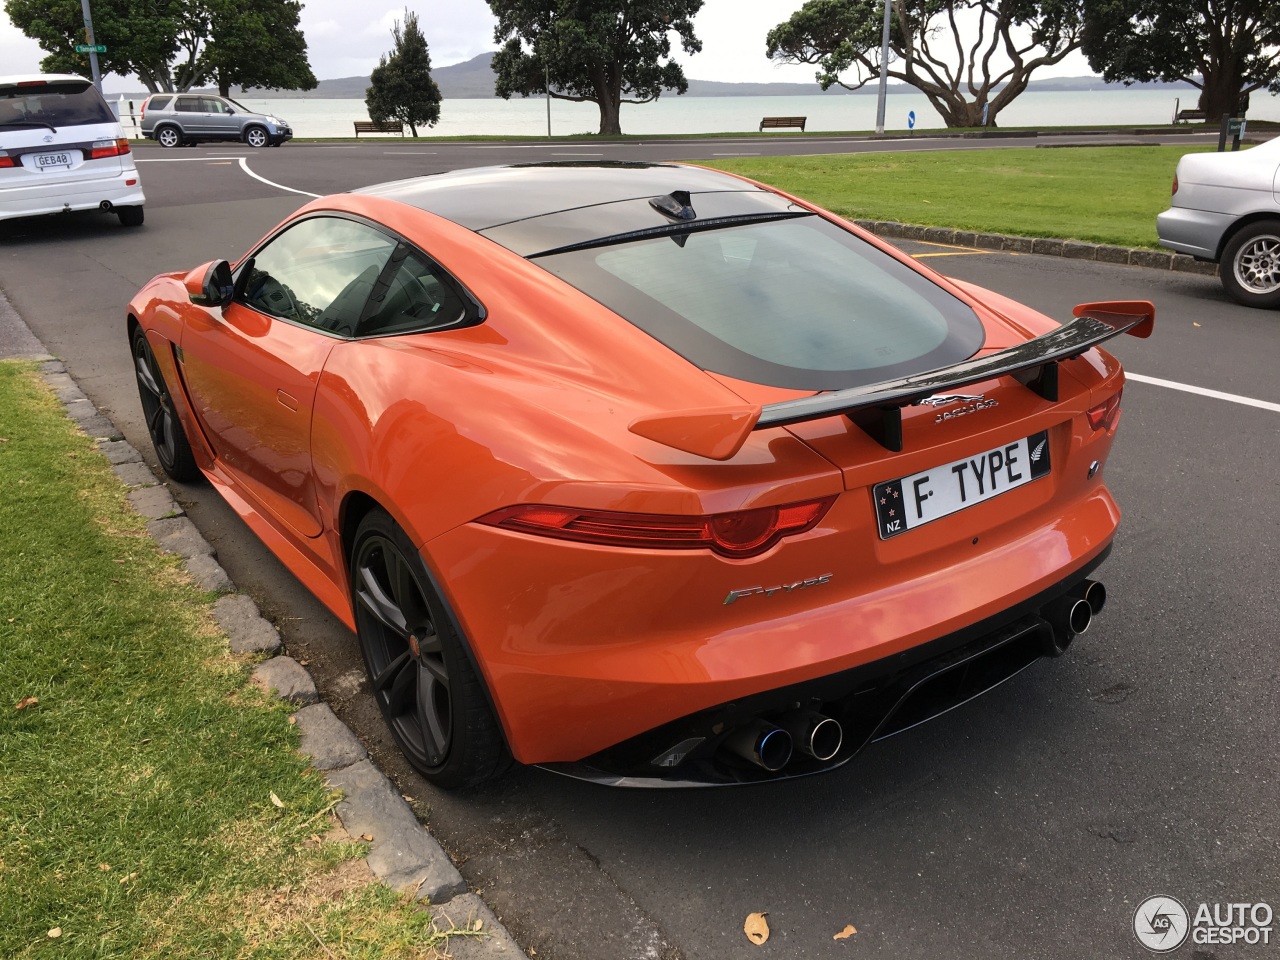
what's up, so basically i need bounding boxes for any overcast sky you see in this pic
[0,0,1093,93]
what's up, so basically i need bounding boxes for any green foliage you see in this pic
[204,0,317,96]
[365,9,442,137]
[766,0,1084,127]
[0,362,455,957]
[487,0,704,135]
[704,146,1211,249]
[2,0,316,94]
[1081,0,1280,121]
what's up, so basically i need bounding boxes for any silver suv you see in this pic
[140,93,292,148]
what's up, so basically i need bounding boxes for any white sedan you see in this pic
[1157,135,1280,309]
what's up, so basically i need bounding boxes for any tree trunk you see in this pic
[597,95,622,135]
[1198,72,1247,123]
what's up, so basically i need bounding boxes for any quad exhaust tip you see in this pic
[778,710,843,761]
[723,720,793,772]
[1041,579,1105,656]
[723,712,844,770]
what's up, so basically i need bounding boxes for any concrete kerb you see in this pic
[10,324,517,955]
[853,219,1221,276]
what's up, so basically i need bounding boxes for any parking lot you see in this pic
[1,137,1277,960]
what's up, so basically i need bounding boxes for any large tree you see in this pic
[767,0,1084,128]
[204,0,316,97]
[487,0,704,136]
[3,0,315,94]
[1081,0,1280,122]
[365,9,442,137]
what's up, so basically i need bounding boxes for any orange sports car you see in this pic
[127,163,1151,787]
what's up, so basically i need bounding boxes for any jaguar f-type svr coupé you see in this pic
[127,162,1151,787]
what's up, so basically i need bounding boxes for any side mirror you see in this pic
[184,260,234,307]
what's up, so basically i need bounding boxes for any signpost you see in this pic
[78,0,103,92]
[907,110,915,136]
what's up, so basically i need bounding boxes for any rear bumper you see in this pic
[0,168,145,221]
[1156,205,1235,260]
[542,545,1110,786]
[426,471,1121,767]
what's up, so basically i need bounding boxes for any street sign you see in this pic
[75,44,107,53]
[907,110,916,130]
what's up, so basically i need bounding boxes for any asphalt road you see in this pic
[1,135,1276,960]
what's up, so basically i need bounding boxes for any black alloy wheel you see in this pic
[130,326,199,482]
[351,509,508,788]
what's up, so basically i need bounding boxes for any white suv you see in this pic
[0,74,145,227]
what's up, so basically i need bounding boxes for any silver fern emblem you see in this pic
[1030,439,1047,462]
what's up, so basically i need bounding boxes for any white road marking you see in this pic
[385,151,437,155]
[235,157,321,198]
[1126,373,1280,413]
[134,157,244,162]
[551,152,603,156]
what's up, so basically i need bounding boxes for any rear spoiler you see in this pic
[629,300,1153,460]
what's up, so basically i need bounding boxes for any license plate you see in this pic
[873,431,1050,539]
[36,152,73,169]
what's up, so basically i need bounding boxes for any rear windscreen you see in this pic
[0,81,114,128]
[535,216,985,390]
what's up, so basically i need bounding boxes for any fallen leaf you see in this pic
[287,715,297,725]
[47,928,62,939]
[744,912,770,945]
[402,794,415,802]
[1193,322,1201,327]
[0,437,9,442]
[360,833,374,842]
[98,863,111,871]
[15,696,38,710]
[834,924,858,940]
[473,918,484,931]
[270,792,285,809]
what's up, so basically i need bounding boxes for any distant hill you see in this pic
[113,52,1199,100]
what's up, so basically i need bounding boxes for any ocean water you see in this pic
[115,88,1280,139]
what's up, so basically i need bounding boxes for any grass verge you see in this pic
[703,145,1218,249]
[0,361,466,958]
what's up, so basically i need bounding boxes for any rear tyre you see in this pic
[130,326,199,482]
[1221,220,1280,309]
[244,125,269,148]
[117,206,144,227]
[156,126,182,148]
[351,508,509,788]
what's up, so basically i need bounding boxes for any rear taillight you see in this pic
[89,138,131,160]
[1171,173,1179,195]
[477,497,836,559]
[0,153,15,168]
[1087,389,1122,432]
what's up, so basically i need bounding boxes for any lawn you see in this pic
[702,145,1216,249]
[0,361,458,958]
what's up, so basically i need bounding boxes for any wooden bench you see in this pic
[759,116,806,132]
[353,120,405,137]
[1175,109,1207,123]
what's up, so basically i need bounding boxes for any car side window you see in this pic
[175,97,201,113]
[148,95,172,111]
[236,217,397,337]
[202,98,230,114]
[356,245,469,337]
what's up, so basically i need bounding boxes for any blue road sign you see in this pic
[907,110,916,129]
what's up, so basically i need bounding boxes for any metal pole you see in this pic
[79,0,102,92]
[870,0,890,135]
[545,62,551,138]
